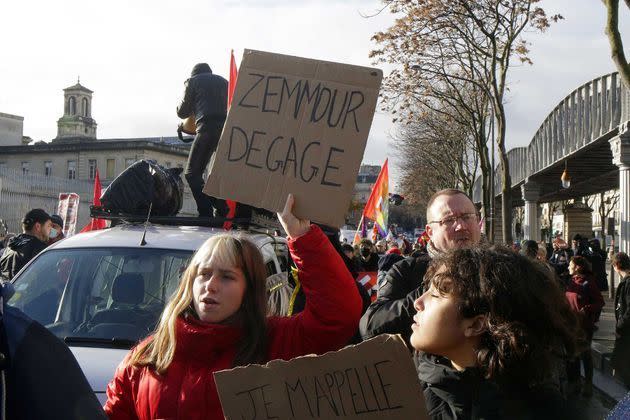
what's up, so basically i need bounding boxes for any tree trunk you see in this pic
[495,101,512,245]
[604,0,630,89]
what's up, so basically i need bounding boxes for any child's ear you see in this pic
[464,314,487,338]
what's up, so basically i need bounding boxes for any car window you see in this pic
[9,248,192,345]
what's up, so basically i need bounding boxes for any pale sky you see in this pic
[1,0,628,188]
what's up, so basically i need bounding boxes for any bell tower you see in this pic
[54,77,97,141]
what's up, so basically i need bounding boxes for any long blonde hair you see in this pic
[128,234,268,374]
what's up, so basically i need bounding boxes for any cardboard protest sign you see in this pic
[214,334,428,419]
[57,193,80,236]
[356,271,378,302]
[203,49,383,227]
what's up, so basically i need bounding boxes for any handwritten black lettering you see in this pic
[310,87,332,123]
[280,78,301,116]
[314,375,339,416]
[374,360,403,410]
[227,126,249,162]
[285,379,313,417]
[327,90,349,128]
[333,370,348,416]
[299,141,320,182]
[262,76,284,113]
[238,73,265,109]
[234,384,279,420]
[266,135,284,171]
[245,130,265,169]
[282,137,298,178]
[321,147,343,187]
[294,80,321,119]
[341,90,365,132]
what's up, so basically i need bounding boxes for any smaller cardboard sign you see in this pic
[214,334,428,419]
[57,193,80,236]
[356,271,378,302]
[203,49,383,228]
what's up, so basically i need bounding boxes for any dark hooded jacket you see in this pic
[176,63,228,132]
[0,234,47,280]
[416,353,576,420]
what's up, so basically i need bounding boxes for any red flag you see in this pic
[227,49,238,109]
[80,169,107,232]
[362,159,389,236]
[224,49,239,230]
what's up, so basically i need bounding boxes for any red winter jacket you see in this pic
[104,225,362,420]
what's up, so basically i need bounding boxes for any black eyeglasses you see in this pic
[428,213,477,228]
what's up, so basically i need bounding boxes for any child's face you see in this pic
[410,279,468,358]
[192,255,247,324]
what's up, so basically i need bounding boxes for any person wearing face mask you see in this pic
[360,189,481,346]
[0,209,52,280]
[358,239,379,271]
[47,214,65,246]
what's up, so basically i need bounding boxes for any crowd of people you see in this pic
[1,187,630,418]
[1,62,628,419]
[100,188,627,418]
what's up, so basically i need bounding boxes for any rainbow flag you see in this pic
[363,159,389,237]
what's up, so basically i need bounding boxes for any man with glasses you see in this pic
[359,189,481,346]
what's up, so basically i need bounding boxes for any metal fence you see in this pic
[0,167,197,234]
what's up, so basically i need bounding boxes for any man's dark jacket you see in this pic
[0,234,47,280]
[359,254,431,345]
[615,275,630,336]
[176,63,228,132]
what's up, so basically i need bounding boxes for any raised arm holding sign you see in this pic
[104,194,363,420]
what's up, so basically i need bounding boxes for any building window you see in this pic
[88,159,97,180]
[68,96,76,115]
[44,161,53,176]
[106,159,115,179]
[0,162,6,171]
[82,97,89,117]
[125,158,135,168]
[68,160,76,179]
[21,161,30,175]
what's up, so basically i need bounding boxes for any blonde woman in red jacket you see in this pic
[104,194,363,419]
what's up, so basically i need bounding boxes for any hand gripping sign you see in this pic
[203,49,382,228]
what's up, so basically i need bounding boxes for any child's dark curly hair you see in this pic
[424,246,581,386]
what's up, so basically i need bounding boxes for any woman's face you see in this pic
[410,277,468,357]
[192,254,247,324]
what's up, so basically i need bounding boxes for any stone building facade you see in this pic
[0,112,25,146]
[0,81,191,186]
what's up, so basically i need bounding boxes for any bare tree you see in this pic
[391,104,479,213]
[371,0,561,244]
[603,0,630,89]
[586,191,620,247]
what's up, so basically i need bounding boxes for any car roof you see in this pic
[50,224,286,252]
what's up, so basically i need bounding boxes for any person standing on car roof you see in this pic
[103,194,363,420]
[0,209,52,280]
[176,63,229,219]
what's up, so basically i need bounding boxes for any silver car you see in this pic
[8,223,288,404]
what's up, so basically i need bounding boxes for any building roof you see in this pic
[63,82,93,93]
[0,136,191,156]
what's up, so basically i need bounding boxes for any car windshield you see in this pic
[9,247,192,346]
